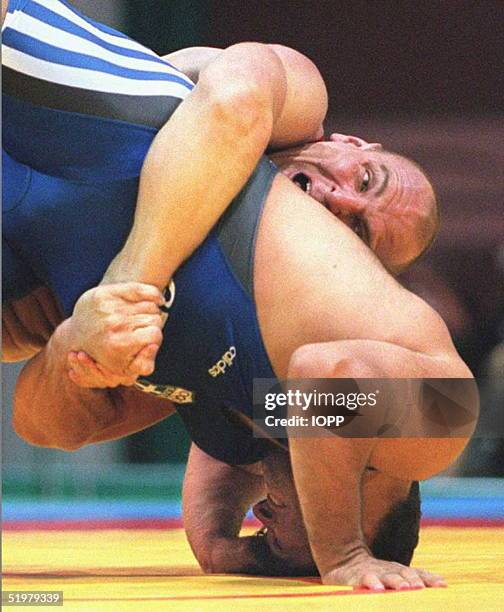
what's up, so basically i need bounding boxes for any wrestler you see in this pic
[11,142,475,590]
[2,0,326,371]
[182,444,432,583]
[4,0,477,591]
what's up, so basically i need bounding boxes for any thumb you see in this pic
[128,343,160,378]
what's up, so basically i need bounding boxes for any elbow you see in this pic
[12,407,90,451]
[198,556,217,575]
[197,43,283,140]
[191,544,218,574]
[288,344,372,379]
[192,537,240,574]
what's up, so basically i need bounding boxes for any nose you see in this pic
[329,156,360,184]
[324,189,362,215]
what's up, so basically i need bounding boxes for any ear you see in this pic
[329,133,382,150]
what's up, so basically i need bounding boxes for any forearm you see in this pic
[287,338,478,581]
[289,437,373,576]
[183,444,264,572]
[104,43,327,288]
[13,319,118,450]
[13,318,174,449]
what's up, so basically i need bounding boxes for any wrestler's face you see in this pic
[270,134,437,273]
[252,450,314,573]
[252,450,412,574]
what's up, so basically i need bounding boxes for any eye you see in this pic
[360,169,371,192]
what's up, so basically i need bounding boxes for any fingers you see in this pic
[128,325,163,350]
[127,343,160,377]
[130,300,165,316]
[67,351,136,388]
[416,569,447,588]
[399,567,428,589]
[68,335,160,387]
[361,567,447,591]
[69,282,166,376]
[361,573,385,591]
[380,572,411,590]
[108,282,165,305]
[68,351,111,388]
[130,313,165,331]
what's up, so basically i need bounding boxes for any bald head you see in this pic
[271,137,440,274]
[380,152,439,273]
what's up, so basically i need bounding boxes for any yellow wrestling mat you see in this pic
[3,526,503,611]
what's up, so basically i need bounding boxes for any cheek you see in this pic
[371,217,393,256]
[277,512,309,543]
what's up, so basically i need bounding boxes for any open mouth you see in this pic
[254,526,283,552]
[292,172,312,195]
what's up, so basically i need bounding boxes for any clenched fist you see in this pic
[66,282,166,387]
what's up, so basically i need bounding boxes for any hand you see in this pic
[67,349,158,388]
[68,282,165,380]
[323,553,447,591]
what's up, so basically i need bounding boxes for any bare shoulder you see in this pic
[255,174,450,374]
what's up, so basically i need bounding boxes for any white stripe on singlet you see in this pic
[2,46,193,97]
[2,0,193,97]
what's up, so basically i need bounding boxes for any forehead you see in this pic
[368,157,433,268]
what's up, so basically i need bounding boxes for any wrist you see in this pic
[102,243,175,290]
[317,541,371,576]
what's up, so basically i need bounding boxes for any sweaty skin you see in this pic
[12,170,477,589]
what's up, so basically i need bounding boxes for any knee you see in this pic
[197,43,284,136]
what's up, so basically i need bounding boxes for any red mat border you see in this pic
[2,517,503,531]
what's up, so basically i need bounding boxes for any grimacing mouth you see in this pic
[292,172,312,195]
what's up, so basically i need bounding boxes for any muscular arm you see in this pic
[183,444,265,573]
[256,174,477,587]
[287,339,476,588]
[75,42,327,376]
[2,287,63,362]
[13,316,174,451]
[104,42,327,288]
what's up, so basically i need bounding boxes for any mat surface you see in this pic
[3,525,503,611]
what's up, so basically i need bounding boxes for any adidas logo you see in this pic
[208,346,237,377]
